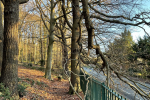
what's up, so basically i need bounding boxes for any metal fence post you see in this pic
[102,83,106,100]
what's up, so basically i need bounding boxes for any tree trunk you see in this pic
[0,2,3,72]
[69,0,81,94]
[60,29,68,73]
[40,20,44,67]
[18,31,22,63]
[34,44,36,64]
[58,1,68,73]
[56,41,58,67]
[45,0,55,80]
[0,0,19,96]
[22,42,24,62]
[26,40,28,62]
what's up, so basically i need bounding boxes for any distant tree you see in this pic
[121,28,134,52]
[106,28,134,69]
[132,36,150,60]
[36,0,58,80]
[39,20,44,67]
[108,28,134,56]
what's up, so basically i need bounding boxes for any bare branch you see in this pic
[19,0,29,4]
[88,3,132,21]
[90,15,144,26]
[61,0,72,29]
[1,0,29,5]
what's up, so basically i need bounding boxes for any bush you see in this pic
[128,68,141,73]
[36,81,44,86]
[37,67,45,72]
[18,84,26,98]
[24,78,34,86]
[147,61,150,66]
[19,81,31,88]
[142,68,147,78]
[0,83,12,100]
[18,78,22,82]
[28,63,32,67]
[18,81,31,98]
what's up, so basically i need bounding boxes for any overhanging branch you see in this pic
[90,15,144,26]
[1,0,29,5]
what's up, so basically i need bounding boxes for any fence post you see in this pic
[102,83,106,100]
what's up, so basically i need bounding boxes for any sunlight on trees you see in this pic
[0,0,150,99]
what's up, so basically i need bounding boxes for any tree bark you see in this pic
[26,39,28,62]
[45,0,55,80]
[18,31,22,62]
[69,0,81,94]
[61,30,68,73]
[40,20,44,67]
[81,0,94,49]
[0,1,3,72]
[57,0,69,72]
[1,0,29,5]
[0,0,19,96]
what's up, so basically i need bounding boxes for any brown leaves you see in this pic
[18,66,84,100]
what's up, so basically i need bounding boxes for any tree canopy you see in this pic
[132,36,150,60]
[107,28,134,58]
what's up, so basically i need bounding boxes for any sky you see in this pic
[131,25,150,42]
[131,0,150,42]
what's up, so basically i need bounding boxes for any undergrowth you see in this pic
[0,83,12,100]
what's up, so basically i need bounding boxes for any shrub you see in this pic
[36,81,44,86]
[19,81,31,88]
[28,63,32,67]
[24,78,35,86]
[18,84,26,98]
[0,83,12,100]
[37,67,45,72]
[18,81,31,98]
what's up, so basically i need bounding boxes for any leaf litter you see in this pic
[18,66,84,100]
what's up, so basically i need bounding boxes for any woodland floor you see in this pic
[18,65,84,100]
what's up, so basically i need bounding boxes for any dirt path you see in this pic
[18,66,84,100]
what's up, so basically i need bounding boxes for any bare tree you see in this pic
[68,0,81,94]
[35,0,66,80]
[79,0,150,99]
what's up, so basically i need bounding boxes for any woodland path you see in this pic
[18,65,84,100]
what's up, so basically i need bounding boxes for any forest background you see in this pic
[0,0,150,99]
